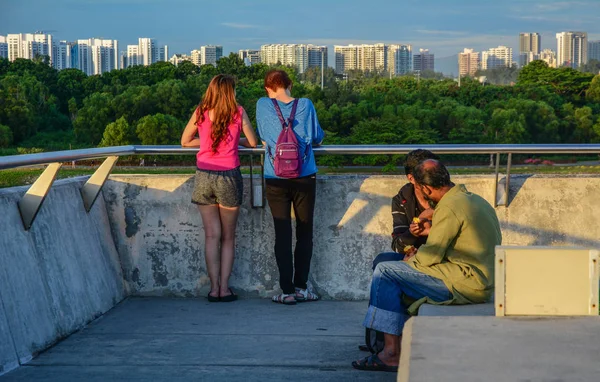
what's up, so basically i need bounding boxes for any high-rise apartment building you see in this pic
[335,45,360,74]
[360,43,387,72]
[388,44,412,75]
[556,31,588,68]
[334,43,410,75]
[127,38,168,68]
[239,49,261,65]
[188,46,222,67]
[200,45,223,66]
[413,48,434,72]
[190,50,202,66]
[126,45,139,67]
[7,33,53,64]
[589,40,600,62]
[74,39,119,75]
[519,32,541,67]
[539,49,557,68]
[52,40,76,70]
[307,45,328,70]
[261,44,310,73]
[481,46,513,70]
[458,48,480,77]
[0,36,8,59]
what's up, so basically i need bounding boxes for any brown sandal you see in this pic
[272,293,296,305]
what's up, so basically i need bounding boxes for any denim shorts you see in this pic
[191,167,243,207]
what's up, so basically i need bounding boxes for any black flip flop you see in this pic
[358,344,370,352]
[220,288,238,302]
[351,353,398,372]
[207,292,220,302]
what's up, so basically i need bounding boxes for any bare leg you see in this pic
[218,205,240,297]
[198,205,221,298]
[378,333,401,366]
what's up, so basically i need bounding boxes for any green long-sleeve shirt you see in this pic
[408,184,502,305]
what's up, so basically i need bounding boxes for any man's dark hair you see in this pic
[413,159,452,188]
[404,149,440,175]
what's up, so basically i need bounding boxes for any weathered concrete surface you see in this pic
[2,298,393,382]
[0,178,126,373]
[104,174,600,299]
[0,300,18,376]
[398,316,600,382]
[419,303,494,316]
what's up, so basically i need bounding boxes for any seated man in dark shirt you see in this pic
[372,149,440,269]
[359,149,439,353]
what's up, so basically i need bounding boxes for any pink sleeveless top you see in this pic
[196,106,243,171]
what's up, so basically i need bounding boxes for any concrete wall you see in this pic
[0,178,126,376]
[103,174,600,300]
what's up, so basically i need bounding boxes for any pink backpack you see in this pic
[269,98,305,178]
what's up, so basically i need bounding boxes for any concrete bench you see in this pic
[398,316,600,382]
[418,303,495,316]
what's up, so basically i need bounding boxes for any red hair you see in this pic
[264,70,292,91]
[196,75,239,153]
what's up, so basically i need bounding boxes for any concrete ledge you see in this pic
[419,303,494,316]
[0,178,126,373]
[0,300,18,376]
[398,316,600,382]
[103,175,600,299]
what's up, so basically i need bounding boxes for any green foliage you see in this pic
[0,124,13,147]
[100,117,136,147]
[136,113,183,145]
[1,57,600,169]
[586,75,600,103]
[73,92,115,145]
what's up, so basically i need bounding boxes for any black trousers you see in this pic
[265,175,317,294]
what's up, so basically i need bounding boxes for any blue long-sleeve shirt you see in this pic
[256,97,324,179]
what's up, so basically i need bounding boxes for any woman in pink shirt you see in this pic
[181,75,258,302]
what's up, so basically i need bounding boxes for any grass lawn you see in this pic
[3,164,600,188]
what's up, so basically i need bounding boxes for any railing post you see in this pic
[505,153,512,207]
[249,154,265,208]
[18,163,62,230]
[80,156,119,212]
[493,153,501,207]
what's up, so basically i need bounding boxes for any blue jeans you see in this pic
[363,261,452,336]
[372,252,404,270]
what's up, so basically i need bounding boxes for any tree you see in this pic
[175,60,200,79]
[57,68,87,111]
[73,92,114,145]
[586,75,600,103]
[216,53,246,75]
[487,109,527,143]
[136,113,183,145]
[0,124,13,147]
[100,117,136,147]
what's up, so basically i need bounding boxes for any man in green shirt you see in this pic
[352,159,502,372]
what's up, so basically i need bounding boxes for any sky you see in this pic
[1,0,599,64]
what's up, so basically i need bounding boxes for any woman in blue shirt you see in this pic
[256,70,324,305]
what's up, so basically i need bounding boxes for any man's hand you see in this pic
[403,247,417,261]
[410,219,431,237]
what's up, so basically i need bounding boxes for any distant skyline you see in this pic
[2,0,599,62]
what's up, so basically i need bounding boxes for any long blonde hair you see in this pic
[196,74,239,153]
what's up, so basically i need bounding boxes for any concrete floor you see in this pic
[1,298,395,382]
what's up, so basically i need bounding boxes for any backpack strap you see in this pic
[271,98,299,129]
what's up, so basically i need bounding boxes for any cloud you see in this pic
[534,1,599,12]
[221,23,266,30]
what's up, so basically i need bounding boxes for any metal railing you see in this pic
[2,144,600,230]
